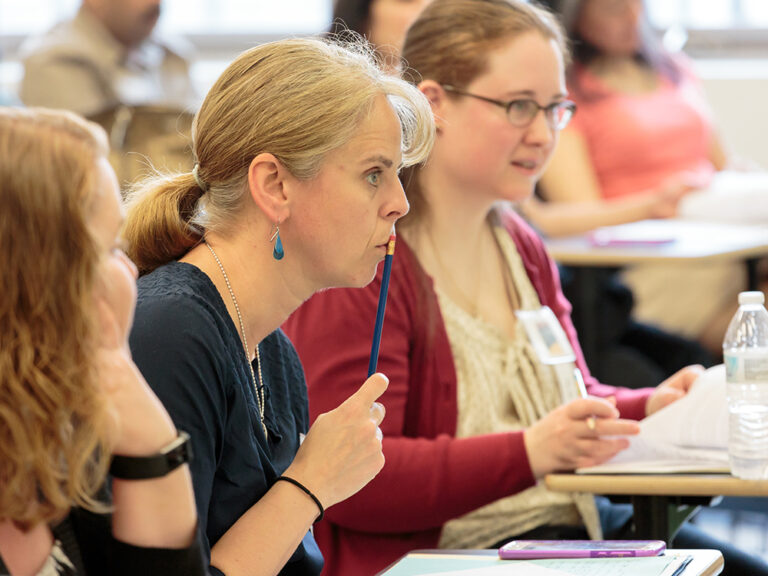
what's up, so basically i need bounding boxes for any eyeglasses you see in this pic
[441,85,577,131]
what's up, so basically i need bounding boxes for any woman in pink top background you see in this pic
[527,0,739,354]
[528,0,727,233]
[559,54,716,201]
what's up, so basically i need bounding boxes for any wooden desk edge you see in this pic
[666,550,724,576]
[545,473,768,497]
[545,245,768,267]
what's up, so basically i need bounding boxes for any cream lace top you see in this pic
[437,225,601,550]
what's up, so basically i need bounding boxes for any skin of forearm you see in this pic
[209,482,320,576]
[524,196,658,238]
[111,465,198,548]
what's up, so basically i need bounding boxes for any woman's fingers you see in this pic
[588,417,640,437]
[575,439,632,469]
[370,402,386,426]
[344,373,389,412]
[566,397,619,421]
[287,374,392,507]
[564,436,632,469]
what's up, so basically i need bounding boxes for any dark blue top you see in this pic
[130,262,323,576]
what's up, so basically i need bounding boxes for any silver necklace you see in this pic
[205,241,268,440]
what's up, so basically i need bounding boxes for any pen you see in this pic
[367,234,396,377]
[574,367,597,431]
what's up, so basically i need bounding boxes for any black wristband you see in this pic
[110,431,193,480]
[275,475,324,522]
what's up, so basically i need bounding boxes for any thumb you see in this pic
[661,388,686,402]
[346,373,389,408]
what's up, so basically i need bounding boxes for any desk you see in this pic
[543,220,768,364]
[379,548,723,575]
[546,473,768,541]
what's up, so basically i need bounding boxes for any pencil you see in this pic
[574,367,597,431]
[368,234,397,377]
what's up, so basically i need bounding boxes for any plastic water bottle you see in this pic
[724,291,768,479]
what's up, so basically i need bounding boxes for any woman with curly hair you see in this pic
[0,107,203,576]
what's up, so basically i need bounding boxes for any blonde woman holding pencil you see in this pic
[281,1,753,575]
[123,37,433,576]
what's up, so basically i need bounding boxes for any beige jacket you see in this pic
[20,6,196,116]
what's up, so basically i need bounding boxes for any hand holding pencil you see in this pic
[574,368,597,431]
[286,373,388,509]
[282,235,397,508]
[523,377,640,478]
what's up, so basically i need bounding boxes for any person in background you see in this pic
[329,0,433,70]
[0,107,204,576]
[528,0,727,236]
[529,0,740,354]
[285,2,768,575]
[330,0,713,391]
[19,0,195,117]
[124,37,433,576]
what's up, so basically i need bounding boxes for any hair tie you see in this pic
[192,163,209,193]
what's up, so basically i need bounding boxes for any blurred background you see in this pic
[1,0,767,559]
[0,0,767,168]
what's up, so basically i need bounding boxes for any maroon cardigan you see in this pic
[284,210,651,576]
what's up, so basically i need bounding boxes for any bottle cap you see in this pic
[738,291,765,305]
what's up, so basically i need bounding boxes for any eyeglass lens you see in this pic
[507,99,573,130]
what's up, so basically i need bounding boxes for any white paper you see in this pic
[420,556,686,576]
[679,170,768,225]
[423,563,569,576]
[579,365,730,474]
[639,364,728,449]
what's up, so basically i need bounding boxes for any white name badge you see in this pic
[515,306,576,365]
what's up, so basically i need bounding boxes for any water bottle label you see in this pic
[725,352,768,383]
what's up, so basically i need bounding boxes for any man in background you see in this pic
[20,0,195,116]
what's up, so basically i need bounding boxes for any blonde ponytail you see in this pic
[124,172,205,274]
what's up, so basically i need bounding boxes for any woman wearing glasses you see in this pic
[284,1,707,574]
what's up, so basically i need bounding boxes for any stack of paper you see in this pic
[381,552,690,576]
[578,365,729,474]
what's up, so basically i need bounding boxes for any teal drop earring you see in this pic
[270,221,284,261]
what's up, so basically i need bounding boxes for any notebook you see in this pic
[578,365,730,475]
[380,552,692,576]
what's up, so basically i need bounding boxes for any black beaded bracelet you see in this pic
[275,475,324,522]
